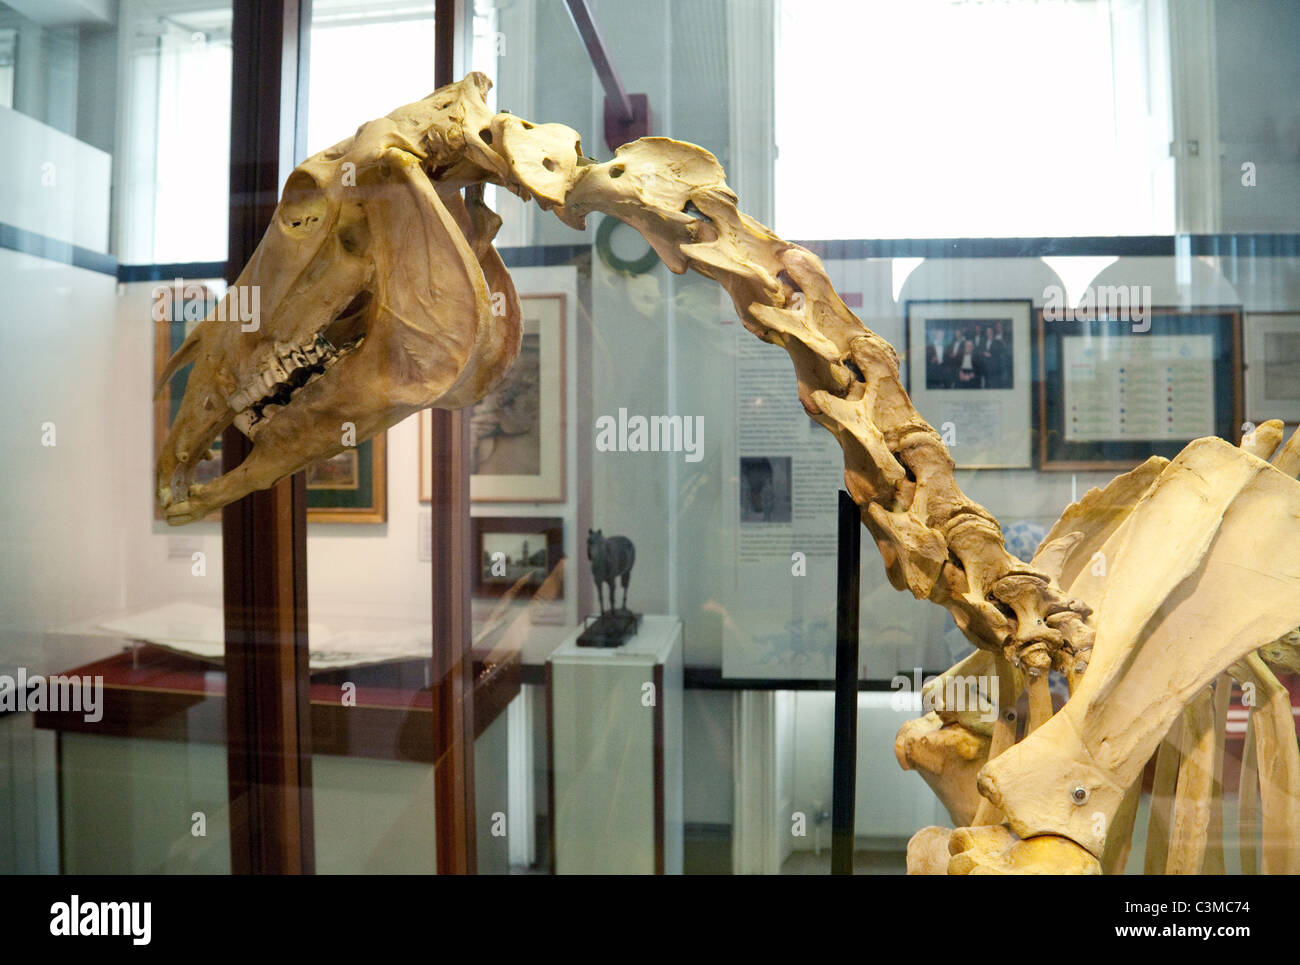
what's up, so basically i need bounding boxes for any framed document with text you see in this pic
[1037,306,1241,469]
[1245,311,1300,424]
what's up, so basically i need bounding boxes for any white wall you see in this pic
[0,106,110,251]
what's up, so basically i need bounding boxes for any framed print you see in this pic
[153,284,224,521]
[471,516,564,599]
[421,292,566,503]
[155,287,386,523]
[305,433,387,523]
[1245,311,1300,424]
[904,299,1034,468]
[1037,306,1241,470]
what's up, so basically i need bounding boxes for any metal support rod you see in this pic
[563,0,635,121]
[831,490,862,875]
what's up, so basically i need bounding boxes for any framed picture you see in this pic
[1245,312,1300,424]
[470,516,564,598]
[739,456,793,524]
[420,293,566,503]
[154,291,387,523]
[1037,306,1241,470]
[904,299,1034,468]
[153,285,224,521]
[304,433,387,523]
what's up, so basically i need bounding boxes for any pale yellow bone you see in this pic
[980,440,1300,858]
[1166,688,1215,874]
[970,655,1017,827]
[1025,670,1054,734]
[1143,717,1182,874]
[1238,709,1260,875]
[1205,674,1231,875]
[895,713,990,827]
[1272,424,1300,477]
[947,824,1100,875]
[920,647,1013,738]
[1101,777,1142,875]
[1230,653,1300,873]
[907,826,956,875]
[1241,418,1284,460]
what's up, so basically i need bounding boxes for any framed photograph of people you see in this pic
[1037,306,1241,470]
[1244,311,1300,425]
[421,293,566,503]
[904,299,1033,468]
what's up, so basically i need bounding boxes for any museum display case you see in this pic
[2,0,1299,882]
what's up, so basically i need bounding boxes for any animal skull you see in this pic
[155,73,586,523]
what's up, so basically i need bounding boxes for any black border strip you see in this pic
[23,233,1300,284]
[795,233,1300,260]
[0,222,116,276]
[111,248,587,282]
[118,261,227,283]
[520,663,948,691]
[498,243,591,267]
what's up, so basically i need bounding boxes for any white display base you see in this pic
[547,615,683,874]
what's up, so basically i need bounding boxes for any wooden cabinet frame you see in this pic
[221,0,475,875]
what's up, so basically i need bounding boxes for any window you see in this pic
[775,0,1175,239]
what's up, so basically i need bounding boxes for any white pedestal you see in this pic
[547,615,683,874]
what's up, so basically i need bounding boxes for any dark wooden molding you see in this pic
[222,0,314,876]
[34,648,520,763]
[525,664,954,691]
[427,405,477,875]
[428,0,477,876]
[652,662,664,875]
[544,661,556,876]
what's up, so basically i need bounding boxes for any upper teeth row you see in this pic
[227,335,338,413]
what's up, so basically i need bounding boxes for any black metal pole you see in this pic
[831,490,861,875]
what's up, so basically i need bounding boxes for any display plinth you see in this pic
[576,609,641,648]
[546,615,683,874]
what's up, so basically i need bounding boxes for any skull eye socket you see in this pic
[338,215,370,255]
[279,170,328,233]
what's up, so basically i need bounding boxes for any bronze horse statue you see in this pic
[587,529,634,615]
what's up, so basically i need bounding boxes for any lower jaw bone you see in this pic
[168,467,189,505]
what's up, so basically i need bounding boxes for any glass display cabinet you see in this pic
[2,0,1299,883]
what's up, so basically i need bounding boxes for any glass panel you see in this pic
[8,0,1297,881]
[457,0,1300,876]
[301,0,445,875]
[0,0,234,873]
